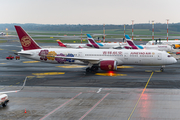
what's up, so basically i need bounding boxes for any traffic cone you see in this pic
[25,109,27,113]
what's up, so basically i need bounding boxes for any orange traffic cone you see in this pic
[25,109,27,113]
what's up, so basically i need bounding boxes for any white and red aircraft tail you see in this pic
[57,40,67,47]
[15,26,41,50]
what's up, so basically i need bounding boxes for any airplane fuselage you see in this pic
[18,48,176,66]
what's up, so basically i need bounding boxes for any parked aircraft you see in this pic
[57,40,86,48]
[146,39,180,49]
[0,32,6,35]
[0,77,27,107]
[57,34,127,49]
[14,26,177,72]
[86,34,124,49]
[125,35,173,52]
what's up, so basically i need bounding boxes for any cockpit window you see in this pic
[167,55,171,57]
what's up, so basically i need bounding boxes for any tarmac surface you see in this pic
[1,41,180,120]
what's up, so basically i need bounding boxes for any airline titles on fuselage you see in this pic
[130,52,155,57]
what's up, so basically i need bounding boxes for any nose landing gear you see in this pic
[160,65,165,72]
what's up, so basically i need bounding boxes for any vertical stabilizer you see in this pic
[125,40,139,49]
[57,40,67,47]
[86,34,100,48]
[15,26,41,50]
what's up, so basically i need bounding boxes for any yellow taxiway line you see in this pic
[56,65,86,68]
[23,61,40,63]
[32,72,65,76]
[117,66,134,68]
[128,72,154,120]
[95,73,127,77]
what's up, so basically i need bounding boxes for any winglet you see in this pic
[14,26,41,50]
[125,35,131,40]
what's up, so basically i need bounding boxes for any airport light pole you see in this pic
[81,29,82,43]
[6,28,8,35]
[167,19,169,42]
[124,24,125,41]
[152,20,154,40]
[132,20,134,40]
[103,24,105,43]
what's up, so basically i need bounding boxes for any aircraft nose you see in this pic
[172,57,177,64]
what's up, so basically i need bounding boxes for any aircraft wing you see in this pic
[55,56,101,64]
[0,77,27,94]
[14,51,32,56]
[112,46,123,49]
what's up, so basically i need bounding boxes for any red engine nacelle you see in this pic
[100,60,117,71]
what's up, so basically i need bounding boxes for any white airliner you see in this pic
[146,39,180,49]
[0,77,27,107]
[57,40,87,48]
[125,35,173,52]
[14,26,177,72]
[86,34,125,49]
[57,34,127,49]
[0,32,6,35]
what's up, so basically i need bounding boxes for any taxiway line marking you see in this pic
[40,92,82,120]
[128,72,154,120]
[79,93,110,120]
[32,72,65,76]
[97,88,102,93]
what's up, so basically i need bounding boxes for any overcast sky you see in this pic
[1,0,180,25]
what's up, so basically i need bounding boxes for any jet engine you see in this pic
[0,94,9,107]
[100,60,117,71]
[174,44,180,49]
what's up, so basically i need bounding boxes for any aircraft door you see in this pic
[157,53,162,60]
[78,52,83,57]
[124,52,128,61]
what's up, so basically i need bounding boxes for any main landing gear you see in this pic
[160,65,165,72]
[86,66,99,73]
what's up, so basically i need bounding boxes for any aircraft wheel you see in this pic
[86,68,91,73]
[2,102,7,107]
[160,68,164,72]
[91,66,97,71]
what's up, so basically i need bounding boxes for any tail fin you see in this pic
[86,34,103,48]
[125,40,139,49]
[125,35,131,40]
[57,40,67,47]
[14,26,41,50]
